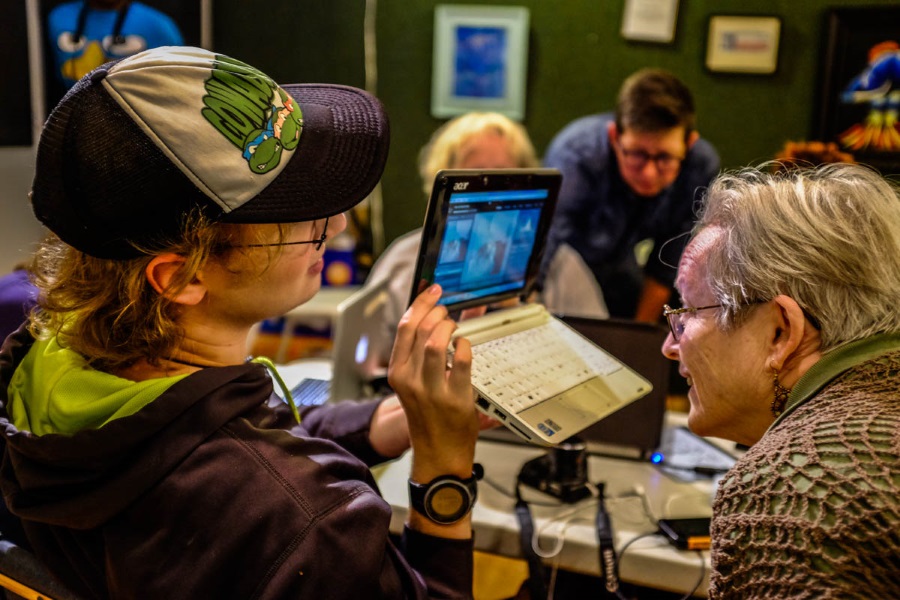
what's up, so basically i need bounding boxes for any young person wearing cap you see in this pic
[541,68,720,322]
[0,47,481,598]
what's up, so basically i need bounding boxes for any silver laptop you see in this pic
[329,278,392,402]
[481,316,670,457]
[278,279,391,408]
[410,169,653,446]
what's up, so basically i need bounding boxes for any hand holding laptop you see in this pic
[409,169,653,445]
[388,284,480,484]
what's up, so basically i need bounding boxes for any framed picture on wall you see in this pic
[30,0,212,139]
[815,7,900,176]
[620,0,679,44]
[704,15,781,75]
[431,5,530,120]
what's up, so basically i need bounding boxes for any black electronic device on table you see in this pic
[657,517,712,550]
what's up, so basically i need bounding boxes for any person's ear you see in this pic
[686,130,699,150]
[145,253,207,306]
[766,295,808,371]
[607,121,619,145]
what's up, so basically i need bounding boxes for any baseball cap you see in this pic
[31,46,390,259]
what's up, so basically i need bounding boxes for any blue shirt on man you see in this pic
[541,112,720,317]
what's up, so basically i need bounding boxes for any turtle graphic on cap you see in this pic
[201,55,304,174]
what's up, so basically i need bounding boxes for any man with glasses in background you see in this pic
[541,68,719,322]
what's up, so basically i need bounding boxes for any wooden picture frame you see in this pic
[620,0,679,44]
[431,4,530,120]
[705,15,781,75]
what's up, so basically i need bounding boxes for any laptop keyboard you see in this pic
[469,320,620,414]
[287,378,331,407]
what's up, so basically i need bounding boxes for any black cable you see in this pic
[502,460,703,599]
[483,474,588,508]
[613,531,707,600]
[679,550,706,600]
[595,484,622,598]
[480,475,517,498]
[513,481,549,600]
[483,475,563,507]
[657,462,730,476]
[485,473,659,521]
[615,531,658,565]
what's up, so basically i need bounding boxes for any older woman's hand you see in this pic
[388,284,479,486]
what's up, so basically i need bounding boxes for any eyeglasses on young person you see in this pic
[228,217,330,251]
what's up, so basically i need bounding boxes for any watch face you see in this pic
[426,481,472,523]
[431,484,465,516]
[410,468,481,525]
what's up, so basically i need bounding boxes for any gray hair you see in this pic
[696,162,900,352]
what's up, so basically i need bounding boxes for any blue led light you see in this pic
[650,452,664,464]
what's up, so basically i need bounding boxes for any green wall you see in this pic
[214,0,899,250]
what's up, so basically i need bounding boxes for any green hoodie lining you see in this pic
[7,337,188,436]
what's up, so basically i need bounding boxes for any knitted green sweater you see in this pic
[709,339,900,599]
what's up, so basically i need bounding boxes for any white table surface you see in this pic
[281,285,361,320]
[274,359,720,597]
[374,422,719,597]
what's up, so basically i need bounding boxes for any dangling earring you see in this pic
[771,369,791,418]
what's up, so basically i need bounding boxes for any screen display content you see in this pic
[434,189,548,306]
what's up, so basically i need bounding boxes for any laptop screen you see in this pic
[411,169,561,312]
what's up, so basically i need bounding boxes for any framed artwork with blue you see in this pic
[26,0,211,145]
[815,6,900,176]
[431,5,529,120]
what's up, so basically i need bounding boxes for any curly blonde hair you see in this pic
[417,112,539,196]
[27,212,286,372]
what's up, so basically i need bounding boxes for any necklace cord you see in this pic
[251,356,301,425]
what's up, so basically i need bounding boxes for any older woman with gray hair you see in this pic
[662,163,900,599]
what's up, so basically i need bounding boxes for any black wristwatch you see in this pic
[408,464,484,525]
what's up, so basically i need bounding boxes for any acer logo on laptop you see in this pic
[453,182,469,191]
